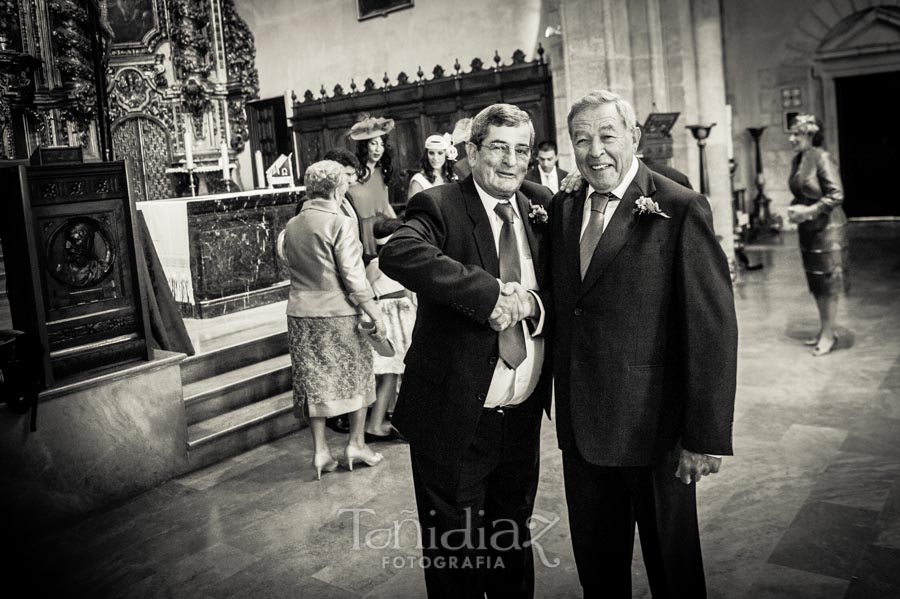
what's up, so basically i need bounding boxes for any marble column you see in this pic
[690,0,736,258]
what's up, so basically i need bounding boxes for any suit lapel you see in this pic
[460,176,500,277]
[577,163,657,299]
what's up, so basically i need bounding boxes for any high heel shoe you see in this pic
[342,445,384,471]
[804,335,820,347]
[313,453,339,480]
[812,333,838,357]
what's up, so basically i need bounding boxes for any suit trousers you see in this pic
[409,399,543,599]
[562,448,706,599]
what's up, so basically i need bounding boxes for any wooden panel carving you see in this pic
[290,48,554,210]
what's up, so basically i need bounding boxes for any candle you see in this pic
[255,150,265,188]
[184,121,195,170]
[220,141,229,185]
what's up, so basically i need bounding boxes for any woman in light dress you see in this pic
[407,133,458,199]
[282,160,387,479]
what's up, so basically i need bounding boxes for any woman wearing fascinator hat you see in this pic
[786,113,850,357]
[350,114,398,255]
[407,133,458,199]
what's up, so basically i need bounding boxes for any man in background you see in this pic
[525,140,568,194]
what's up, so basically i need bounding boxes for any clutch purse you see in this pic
[358,321,396,357]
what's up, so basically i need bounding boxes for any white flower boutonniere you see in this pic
[528,203,549,225]
[634,196,670,219]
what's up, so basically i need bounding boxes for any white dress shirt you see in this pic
[473,181,545,409]
[579,155,639,241]
[539,167,560,194]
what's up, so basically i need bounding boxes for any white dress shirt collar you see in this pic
[473,179,523,220]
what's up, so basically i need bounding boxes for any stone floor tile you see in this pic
[767,501,880,579]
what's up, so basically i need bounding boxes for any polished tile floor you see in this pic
[17,224,900,598]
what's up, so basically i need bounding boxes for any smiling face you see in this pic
[427,148,446,171]
[367,136,385,164]
[468,124,531,199]
[570,103,640,193]
[788,130,812,153]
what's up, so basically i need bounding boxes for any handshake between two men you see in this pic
[487,281,539,332]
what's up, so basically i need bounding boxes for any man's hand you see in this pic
[560,170,585,194]
[675,449,721,485]
[488,282,536,331]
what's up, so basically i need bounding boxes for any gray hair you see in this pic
[468,103,535,147]
[567,90,637,135]
[304,160,344,198]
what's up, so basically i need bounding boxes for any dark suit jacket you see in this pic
[525,166,569,190]
[644,160,693,190]
[380,176,553,463]
[547,161,737,467]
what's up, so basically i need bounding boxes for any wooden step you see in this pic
[186,391,298,471]
[183,354,292,425]
[180,331,287,385]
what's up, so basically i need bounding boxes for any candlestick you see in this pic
[255,150,265,188]
[685,123,716,196]
[184,120,195,170]
[220,141,230,190]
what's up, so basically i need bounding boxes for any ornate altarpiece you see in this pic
[106,0,259,201]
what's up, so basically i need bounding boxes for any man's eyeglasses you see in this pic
[476,142,532,162]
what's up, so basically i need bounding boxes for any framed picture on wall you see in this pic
[357,0,414,21]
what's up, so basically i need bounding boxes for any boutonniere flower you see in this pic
[634,196,670,219]
[528,202,549,225]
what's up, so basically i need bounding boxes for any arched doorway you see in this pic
[814,7,900,218]
[111,116,174,202]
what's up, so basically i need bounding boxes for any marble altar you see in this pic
[137,187,302,318]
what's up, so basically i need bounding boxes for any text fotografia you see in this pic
[337,508,562,568]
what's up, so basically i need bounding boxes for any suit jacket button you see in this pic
[488,356,497,365]
[477,393,486,402]
[573,307,584,316]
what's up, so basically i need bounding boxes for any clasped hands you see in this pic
[488,282,538,332]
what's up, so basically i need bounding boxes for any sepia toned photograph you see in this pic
[1,1,898,598]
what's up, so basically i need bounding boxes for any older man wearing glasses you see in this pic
[380,103,553,599]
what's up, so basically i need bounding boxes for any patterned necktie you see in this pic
[494,200,526,369]
[579,192,613,279]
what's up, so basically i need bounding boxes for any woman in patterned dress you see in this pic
[786,114,849,357]
[283,160,387,478]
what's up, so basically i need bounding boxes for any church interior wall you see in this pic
[235,0,543,107]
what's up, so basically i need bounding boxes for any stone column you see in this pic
[690,0,735,258]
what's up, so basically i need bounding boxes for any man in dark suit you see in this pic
[380,104,553,599]
[525,140,568,194]
[635,127,694,190]
[546,89,737,598]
